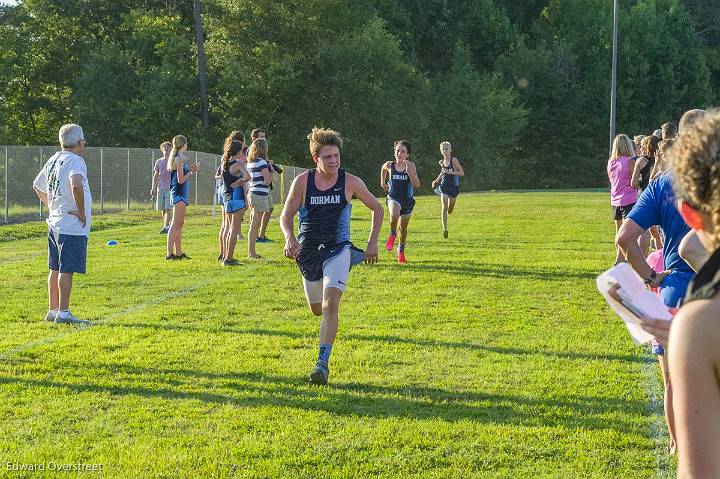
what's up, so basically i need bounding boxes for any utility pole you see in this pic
[193,0,210,133]
[609,0,619,155]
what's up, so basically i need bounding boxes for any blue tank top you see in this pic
[440,159,460,188]
[222,160,244,196]
[388,162,413,202]
[298,169,352,251]
[170,161,190,198]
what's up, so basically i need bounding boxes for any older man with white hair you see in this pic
[32,124,92,325]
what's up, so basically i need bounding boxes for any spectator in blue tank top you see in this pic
[280,127,384,385]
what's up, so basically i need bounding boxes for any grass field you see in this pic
[0,192,675,478]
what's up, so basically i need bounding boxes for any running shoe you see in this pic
[223,258,241,266]
[309,360,329,385]
[385,234,396,251]
[443,230,448,239]
[176,253,191,260]
[256,237,266,243]
[160,226,169,234]
[44,310,57,322]
[54,311,90,326]
[165,253,177,260]
[397,251,407,264]
[218,254,224,262]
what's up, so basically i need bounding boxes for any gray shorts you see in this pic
[155,188,171,210]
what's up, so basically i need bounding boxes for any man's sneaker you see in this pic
[261,237,274,242]
[44,310,57,322]
[54,311,90,326]
[160,226,169,234]
[309,360,329,385]
[385,234,396,252]
[397,251,407,264]
[165,253,177,260]
[443,230,448,239]
[218,254,224,262]
[176,253,191,260]
[223,258,241,266]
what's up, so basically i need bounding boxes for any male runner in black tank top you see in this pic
[280,127,384,385]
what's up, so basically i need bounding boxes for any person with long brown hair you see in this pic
[217,130,245,261]
[220,139,250,266]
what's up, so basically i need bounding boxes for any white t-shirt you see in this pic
[33,151,92,237]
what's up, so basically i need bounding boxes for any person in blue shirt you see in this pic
[617,168,695,456]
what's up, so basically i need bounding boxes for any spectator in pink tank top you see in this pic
[607,133,638,264]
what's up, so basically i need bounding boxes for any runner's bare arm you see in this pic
[347,174,383,263]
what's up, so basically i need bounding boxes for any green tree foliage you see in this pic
[0,0,716,190]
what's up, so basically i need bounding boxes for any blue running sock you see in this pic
[318,344,333,364]
[390,229,397,237]
[398,244,405,253]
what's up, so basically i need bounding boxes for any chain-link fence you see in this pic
[0,146,307,224]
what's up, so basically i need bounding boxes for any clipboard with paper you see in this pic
[596,262,672,345]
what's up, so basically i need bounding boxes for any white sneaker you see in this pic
[43,310,57,322]
[54,311,90,326]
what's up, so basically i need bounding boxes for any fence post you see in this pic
[4,146,8,224]
[127,148,131,210]
[39,146,43,219]
[279,164,286,204]
[194,151,199,206]
[150,149,155,208]
[212,154,217,218]
[100,148,104,214]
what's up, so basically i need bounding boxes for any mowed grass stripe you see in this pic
[0,192,672,477]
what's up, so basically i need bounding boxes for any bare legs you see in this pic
[398,214,411,248]
[48,270,59,311]
[167,202,186,256]
[309,287,342,346]
[48,270,74,311]
[614,219,625,265]
[259,208,273,240]
[658,354,677,454]
[388,201,400,235]
[224,209,244,261]
[248,208,263,258]
[219,210,228,259]
[441,194,450,234]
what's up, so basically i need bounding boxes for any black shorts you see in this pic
[612,203,635,220]
[440,184,459,198]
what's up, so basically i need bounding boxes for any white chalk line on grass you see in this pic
[0,280,215,362]
[642,360,675,478]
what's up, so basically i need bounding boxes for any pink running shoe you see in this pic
[385,234,396,251]
[397,251,407,264]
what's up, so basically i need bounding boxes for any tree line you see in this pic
[0,0,718,192]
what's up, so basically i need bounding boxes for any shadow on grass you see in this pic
[388,261,598,281]
[102,322,648,365]
[0,361,650,434]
